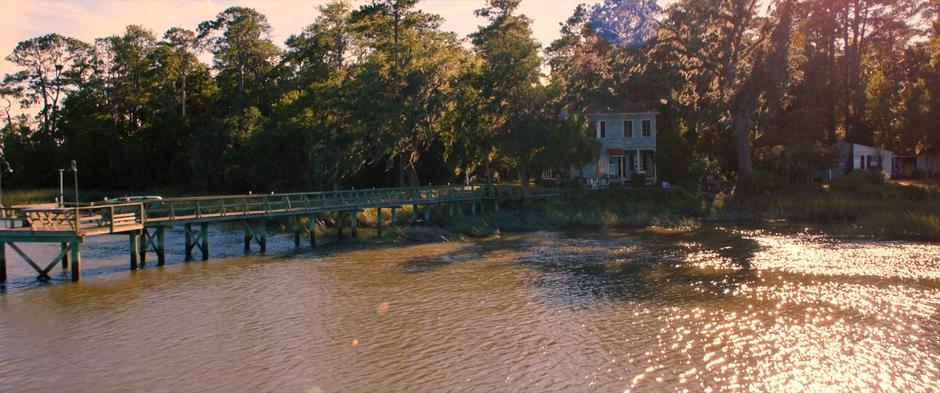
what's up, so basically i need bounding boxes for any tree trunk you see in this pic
[399,151,420,187]
[485,155,493,185]
[516,165,531,203]
[732,113,754,181]
[181,67,187,118]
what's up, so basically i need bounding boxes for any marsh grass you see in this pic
[7,176,939,241]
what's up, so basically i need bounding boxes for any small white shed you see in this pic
[834,141,894,179]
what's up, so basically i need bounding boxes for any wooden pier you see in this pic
[0,184,532,282]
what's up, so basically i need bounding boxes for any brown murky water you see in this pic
[0,226,938,392]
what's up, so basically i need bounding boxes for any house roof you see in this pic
[582,101,657,115]
[836,140,894,154]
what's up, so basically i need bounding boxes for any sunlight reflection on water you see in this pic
[0,226,937,392]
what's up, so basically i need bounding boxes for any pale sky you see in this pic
[2,0,607,78]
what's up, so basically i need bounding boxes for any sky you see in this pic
[2,0,609,79]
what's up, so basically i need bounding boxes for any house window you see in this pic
[624,120,633,138]
[641,120,651,137]
[598,121,606,138]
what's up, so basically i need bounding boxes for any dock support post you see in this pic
[411,204,418,223]
[244,223,251,253]
[449,204,454,218]
[129,231,140,270]
[376,208,383,237]
[200,223,209,260]
[61,242,70,269]
[184,223,193,261]
[424,204,430,223]
[351,212,358,238]
[70,241,81,282]
[337,213,344,240]
[258,220,266,253]
[390,207,397,226]
[156,227,165,266]
[471,200,476,216]
[309,214,317,247]
[0,242,5,282]
[291,217,301,247]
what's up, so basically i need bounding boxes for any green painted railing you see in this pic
[3,184,549,233]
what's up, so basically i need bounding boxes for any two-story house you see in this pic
[575,105,657,185]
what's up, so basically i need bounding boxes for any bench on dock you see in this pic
[19,203,144,234]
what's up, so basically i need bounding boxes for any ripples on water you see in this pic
[0,226,938,392]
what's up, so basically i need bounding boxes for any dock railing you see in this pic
[22,203,145,234]
[143,184,491,223]
[2,184,543,232]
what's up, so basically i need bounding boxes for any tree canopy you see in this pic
[1,0,937,193]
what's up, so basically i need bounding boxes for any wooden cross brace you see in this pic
[8,242,70,281]
[140,227,166,266]
[242,220,267,252]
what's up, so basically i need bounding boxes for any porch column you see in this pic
[636,149,641,176]
[652,150,657,182]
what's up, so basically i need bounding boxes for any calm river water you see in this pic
[0,225,938,392]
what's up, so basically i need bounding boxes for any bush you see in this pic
[831,170,884,191]
[735,170,784,194]
[630,173,646,187]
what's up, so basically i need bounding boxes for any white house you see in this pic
[572,104,657,185]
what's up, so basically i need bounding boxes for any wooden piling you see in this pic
[244,222,252,253]
[376,208,383,237]
[390,207,397,226]
[129,231,140,270]
[449,204,454,218]
[184,223,193,261]
[351,212,358,238]
[424,204,430,223]
[156,226,165,266]
[412,204,418,223]
[70,242,80,282]
[200,223,209,260]
[61,242,69,269]
[0,242,6,282]
[337,213,344,240]
[471,200,476,216]
[309,214,317,247]
[258,220,266,253]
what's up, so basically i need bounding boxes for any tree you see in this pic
[198,6,280,113]
[283,0,352,88]
[346,0,465,187]
[4,33,91,142]
[471,0,543,198]
[652,0,766,181]
[160,27,200,118]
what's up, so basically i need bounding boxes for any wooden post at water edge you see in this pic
[0,241,5,282]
